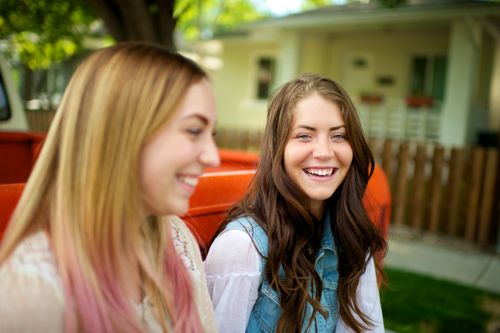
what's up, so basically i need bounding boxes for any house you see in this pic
[188,0,500,147]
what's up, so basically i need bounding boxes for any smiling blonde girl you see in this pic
[0,42,219,333]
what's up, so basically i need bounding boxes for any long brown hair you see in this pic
[223,73,387,332]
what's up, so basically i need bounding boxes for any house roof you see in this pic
[213,0,500,38]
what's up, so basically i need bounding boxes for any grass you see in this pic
[380,267,500,333]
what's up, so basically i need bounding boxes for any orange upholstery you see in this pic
[0,183,25,240]
[0,149,391,257]
[205,149,259,172]
[182,170,256,255]
[0,131,45,184]
[364,165,391,240]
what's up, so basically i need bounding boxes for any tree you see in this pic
[301,0,408,10]
[89,0,264,49]
[0,0,97,106]
[87,0,176,49]
[0,0,263,106]
[0,0,95,70]
[176,0,264,40]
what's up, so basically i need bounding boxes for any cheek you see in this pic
[284,142,307,170]
[339,144,354,168]
[140,149,175,194]
[283,143,299,176]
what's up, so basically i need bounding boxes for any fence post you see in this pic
[478,148,499,244]
[410,144,427,230]
[394,142,409,225]
[465,148,485,242]
[428,145,445,233]
[445,148,465,236]
[382,140,393,189]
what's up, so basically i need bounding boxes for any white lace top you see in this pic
[0,216,217,333]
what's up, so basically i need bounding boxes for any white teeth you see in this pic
[305,168,334,177]
[179,176,199,187]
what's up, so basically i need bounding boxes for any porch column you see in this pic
[274,31,301,88]
[441,19,481,146]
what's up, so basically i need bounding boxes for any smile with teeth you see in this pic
[178,175,199,187]
[304,168,337,177]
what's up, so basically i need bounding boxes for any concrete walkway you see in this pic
[384,228,500,294]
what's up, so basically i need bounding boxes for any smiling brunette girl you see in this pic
[205,73,387,333]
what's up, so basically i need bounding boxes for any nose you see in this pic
[200,136,220,168]
[312,139,333,160]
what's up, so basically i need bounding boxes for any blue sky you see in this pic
[259,0,348,16]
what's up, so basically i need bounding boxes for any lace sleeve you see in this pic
[0,233,65,333]
[169,216,218,333]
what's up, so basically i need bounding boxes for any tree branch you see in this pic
[88,0,127,41]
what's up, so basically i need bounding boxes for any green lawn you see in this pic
[381,267,500,333]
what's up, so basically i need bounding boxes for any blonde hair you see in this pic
[0,42,207,332]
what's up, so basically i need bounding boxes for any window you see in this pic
[256,57,275,100]
[410,55,447,100]
[0,75,11,121]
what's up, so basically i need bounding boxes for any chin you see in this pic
[168,201,189,216]
[308,192,334,201]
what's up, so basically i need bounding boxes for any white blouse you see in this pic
[204,229,384,333]
[0,216,217,333]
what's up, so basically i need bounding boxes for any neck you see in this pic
[309,200,326,220]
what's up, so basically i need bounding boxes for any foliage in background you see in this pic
[381,268,499,333]
[176,0,265,40]
[0,0,95,70]
[377,0,408,8]
[301,0,335,11]
[0,0,266,66]
[0,0,408,106]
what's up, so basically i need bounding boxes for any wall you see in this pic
[326,26,449,99]
[209,40,277,131]
[491,43,500,131]
[300,34,328,75]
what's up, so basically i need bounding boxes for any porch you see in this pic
[355,97,442,142]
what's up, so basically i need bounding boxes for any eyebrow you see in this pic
[294,125,346,131]
[183,114,209,125]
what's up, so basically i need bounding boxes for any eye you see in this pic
[186,127,203,137]
[296,133,312,142]
[331,133,347,143]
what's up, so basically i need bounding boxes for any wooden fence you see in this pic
[20,119,500,247]
[215,128,500,247]
[25,109,56,133]
[370,139,499,246]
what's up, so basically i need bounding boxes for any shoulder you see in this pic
[0,231,63,290]
[168,215,201,272]
[223,216,269,257]
[167,216,219,333]
[0,232,65,332]
[205,227,262,277]
[168,215,198,249]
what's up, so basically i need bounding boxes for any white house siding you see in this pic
[442,19,481,146]
[324,26,449,99]
[211,41,278,130]
[299,34,329,76]
[491,43,500,132]
[199,3,500,146]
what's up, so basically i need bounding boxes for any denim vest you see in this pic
[224,214,339,333]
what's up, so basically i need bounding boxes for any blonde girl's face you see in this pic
[139,79,220,216]
[284,93,353,218]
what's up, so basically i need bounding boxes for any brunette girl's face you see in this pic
[139,79,220,216]
[284,92,353,218]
